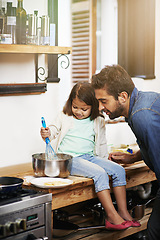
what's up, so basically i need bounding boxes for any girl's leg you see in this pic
[113,186,133,221]
[89,156,127,188]
[69,156,127,225]
[88,156,133,221]
[69,155,112,192]
[97,189,127,225]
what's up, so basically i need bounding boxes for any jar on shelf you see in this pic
[41,15,50,45]
[26,13,38,45]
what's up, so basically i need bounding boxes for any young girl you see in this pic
[41,82,140,230]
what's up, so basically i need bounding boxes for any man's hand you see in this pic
[108,150,142,164]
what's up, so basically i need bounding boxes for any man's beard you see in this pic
[107,102,124,120]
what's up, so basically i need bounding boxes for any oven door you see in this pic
[2,226,49,240]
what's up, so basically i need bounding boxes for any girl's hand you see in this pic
[40,127,51,141]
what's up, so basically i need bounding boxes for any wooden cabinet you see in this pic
[0,44,72,96]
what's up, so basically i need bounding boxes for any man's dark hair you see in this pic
[91,65,135,100]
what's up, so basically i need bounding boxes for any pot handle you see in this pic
[131,196,156,210]
[145,196,156,206]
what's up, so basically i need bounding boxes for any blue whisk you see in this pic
[41,117,57,159]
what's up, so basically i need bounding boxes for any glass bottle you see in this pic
[1,1,13,43]
[10,7,16,43]
[7,1,12,15]
[0,0,5,34]
[6,1,12,33]
[16,0,26,44]
[2,7,5,14]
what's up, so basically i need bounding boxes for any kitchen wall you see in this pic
[0,0,71,167]
[0,0,160,168]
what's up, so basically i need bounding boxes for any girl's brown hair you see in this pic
[63,82,101,120]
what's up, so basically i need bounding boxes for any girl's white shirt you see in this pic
[49,112,108,159]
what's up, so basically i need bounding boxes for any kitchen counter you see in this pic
[0,161,156,210]
[0,161,156,240]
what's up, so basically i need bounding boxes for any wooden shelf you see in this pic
[0,83,47,96]
[66,214,150,240]
[0,44,72,95]
[52,208,152,240]
[0,44,72,54]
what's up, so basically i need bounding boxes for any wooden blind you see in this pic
[71,0,96,83]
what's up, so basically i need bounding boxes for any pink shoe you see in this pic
[105,220,132,230]
[130,220,141,227]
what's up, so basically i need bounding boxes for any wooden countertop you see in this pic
[0,161,156,210]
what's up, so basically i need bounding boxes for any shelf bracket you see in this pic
[36,50,71,82]
[35,53,38,83]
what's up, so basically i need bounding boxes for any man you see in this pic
[91,64,160,240]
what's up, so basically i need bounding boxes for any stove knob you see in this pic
[10,222,17,234]
[6,222,17,234]
[16,219,27,231]
[0,225,7,237]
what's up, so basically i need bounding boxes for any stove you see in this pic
[0,188,52,240]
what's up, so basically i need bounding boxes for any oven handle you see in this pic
[36,238,48,240]
[26,234,48,240]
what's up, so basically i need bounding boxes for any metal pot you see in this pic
[0,176,23,194]
[32,153,72,178]
[129,197,156,220]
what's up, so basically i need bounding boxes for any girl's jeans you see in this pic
[68,154,126,193]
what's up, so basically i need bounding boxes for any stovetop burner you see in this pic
[0,188,38,206]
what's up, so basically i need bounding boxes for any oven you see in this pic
[0,188,52,240]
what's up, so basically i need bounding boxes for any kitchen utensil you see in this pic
[53,218,105,238]
[0,176,23,194]
[32,153,72,177]
[130,197,156,220]
[41,117,59,176]
[41,117,57,159]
